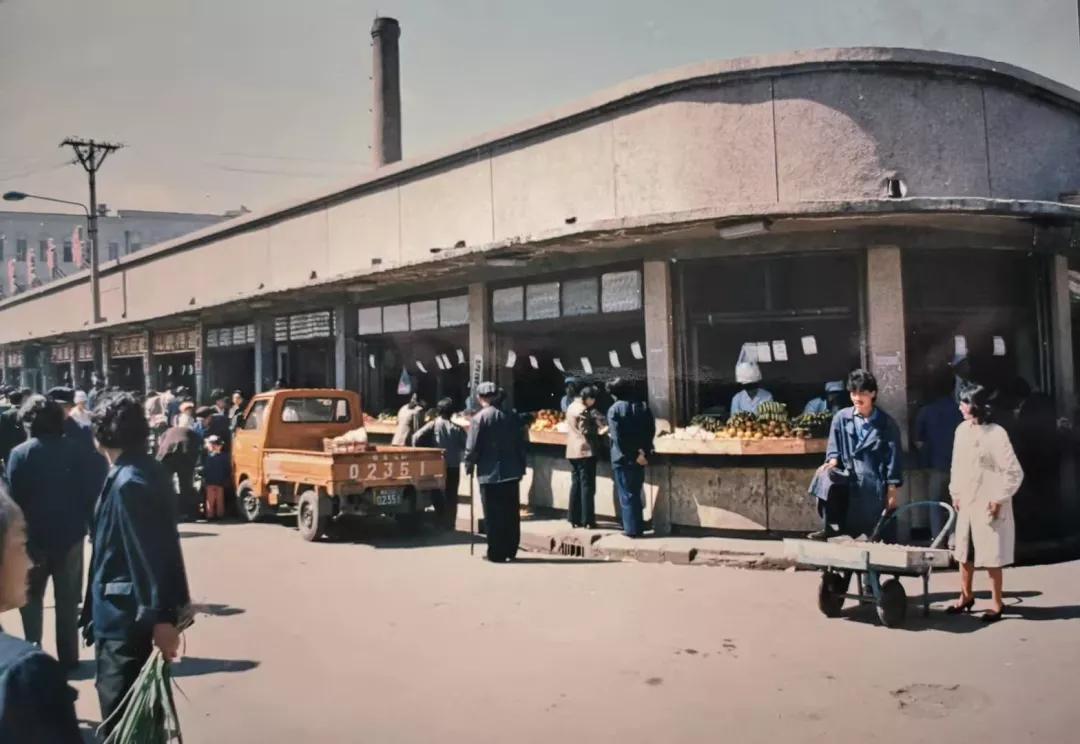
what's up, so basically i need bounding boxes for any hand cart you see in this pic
[783,501,956,628]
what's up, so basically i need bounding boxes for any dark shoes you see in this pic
[944,597,975,615]
[980,609,1004,623]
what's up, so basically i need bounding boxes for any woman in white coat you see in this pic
[947,385,1024,623]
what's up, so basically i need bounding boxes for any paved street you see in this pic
[4,519,1079,743]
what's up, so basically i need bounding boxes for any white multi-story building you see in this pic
[0,207,240,292]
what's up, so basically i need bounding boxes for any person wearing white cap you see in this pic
[70,390,92,428]
[730,361,773,416]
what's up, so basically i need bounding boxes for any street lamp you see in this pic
[3,190,100,323]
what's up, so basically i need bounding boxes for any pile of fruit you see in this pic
[688,414,725,434]
[792,411,833,439]
[530,409,564,432]
[756,400,789,422]
[717,412,795,440]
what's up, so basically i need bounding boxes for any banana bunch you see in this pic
[756,400,789,423]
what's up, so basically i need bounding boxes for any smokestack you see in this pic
[371,16,402,167]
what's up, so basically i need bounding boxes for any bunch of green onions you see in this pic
[98,609,195,743]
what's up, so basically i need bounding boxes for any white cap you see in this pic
[735,361,762,384]
[74,390,88,404]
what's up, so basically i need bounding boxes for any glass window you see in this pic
[383,304,409,333]
[15,239,26,261]
[680,254,861,419]
[562,277,598,316]
[62,241,72,263]
[242,400,268,430]
[38,240,47,261]
[130,243,142,253]
[438,295,468,327]
[357,307,382,336]
[492,286,524,323]
[905,249,1046,415]
[280,397,350,423]
[409,300,438,330]
[526,282,560,320]
[108,242,119,261]
[0,237,5,260]
[601,270,642,313]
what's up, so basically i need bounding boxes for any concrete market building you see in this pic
[2,42,1079,538]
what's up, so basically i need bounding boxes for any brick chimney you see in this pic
[371,16,402,167]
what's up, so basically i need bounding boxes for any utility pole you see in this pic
[60,137,123,324]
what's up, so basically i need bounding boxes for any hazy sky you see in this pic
[1,0,1078,216]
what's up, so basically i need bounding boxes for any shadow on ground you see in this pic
[69,656,259,681]
[833,589,1080,632]
[191,602,246,618]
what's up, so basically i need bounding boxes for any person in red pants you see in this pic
[202,435,230,520]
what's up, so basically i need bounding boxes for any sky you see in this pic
[1,0,1078,217]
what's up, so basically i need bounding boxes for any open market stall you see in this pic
[205,322,256,399]
[151,327,198,395]
[274,310,335,389]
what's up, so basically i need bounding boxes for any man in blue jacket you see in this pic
[48,386,109,499]
[607,378,656,537]
[79,392,190,735]
[5,395,92,670]
[464,382,527,562]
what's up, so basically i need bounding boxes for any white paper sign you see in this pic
[529,355,539,369]
[416,360,428,374]
[801,335,818,356]
[954,335,968,358]
[993,336,1007,356]
[456,349,465,365]
[755,342,773,364]
[443,354,453,369]
[368,354,376,369]
[609,350,621,368]
[630,341,644,360]
[741,342,758,363]
[506,350,517,368]
[553,358,565,372]
[581,357,593,375]
[771,340,788,362]
[437,356,448,371]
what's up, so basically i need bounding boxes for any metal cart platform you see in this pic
[783,501,956,628]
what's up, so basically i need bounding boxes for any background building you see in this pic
[0,207,239,291]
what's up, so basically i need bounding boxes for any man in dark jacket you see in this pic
[607,378,656,538]
[157,421,203,520]
[80,392,190,736]
[5,395,92,670]
[413,397,467,530]
[48,386,109,505]
[464,382,527,562]
[0,388,28,468]
[195,405,231,452]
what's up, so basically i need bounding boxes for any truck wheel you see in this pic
[876,578,908,628]
[237,480,270,523]
[298,490,329,542]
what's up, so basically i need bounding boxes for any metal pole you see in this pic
[88,148,101,324]
[469,473,475,556]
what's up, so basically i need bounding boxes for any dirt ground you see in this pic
[4,518,1078,743]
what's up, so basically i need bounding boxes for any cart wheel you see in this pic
[297,490,329,542]
[817,571,848,618]
[237,480,270,523]
[876,578,908,628]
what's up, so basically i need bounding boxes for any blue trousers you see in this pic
[613,463,645,537]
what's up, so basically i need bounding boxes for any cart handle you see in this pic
[874,501,956,549]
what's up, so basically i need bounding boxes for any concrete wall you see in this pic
[5,50,1080,343]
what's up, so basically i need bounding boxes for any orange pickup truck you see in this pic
[232,388,446,541]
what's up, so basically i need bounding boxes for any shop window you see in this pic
[383,304,409,333]
[492,287,524,323]
[562,277,598,316]
[904,249,1047,417]
[438,295,468,327]
[409,300,438,330]
[601,270,642,313]
[280,397,350,423]
[679,253,861,420]
[62,240,72,263]
[38,240,47,261]
[525,282,559,320]
[358,307,382,335]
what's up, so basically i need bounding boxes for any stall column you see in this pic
[334,304,359,392]
[468,283,490,395]
[253,316,275,393]
[643,260,676,535]
[867,245,910,538]
[101,334,112,387]
[1049,254,1078,524]
[193,322,205,405]
[141,331,151,394]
